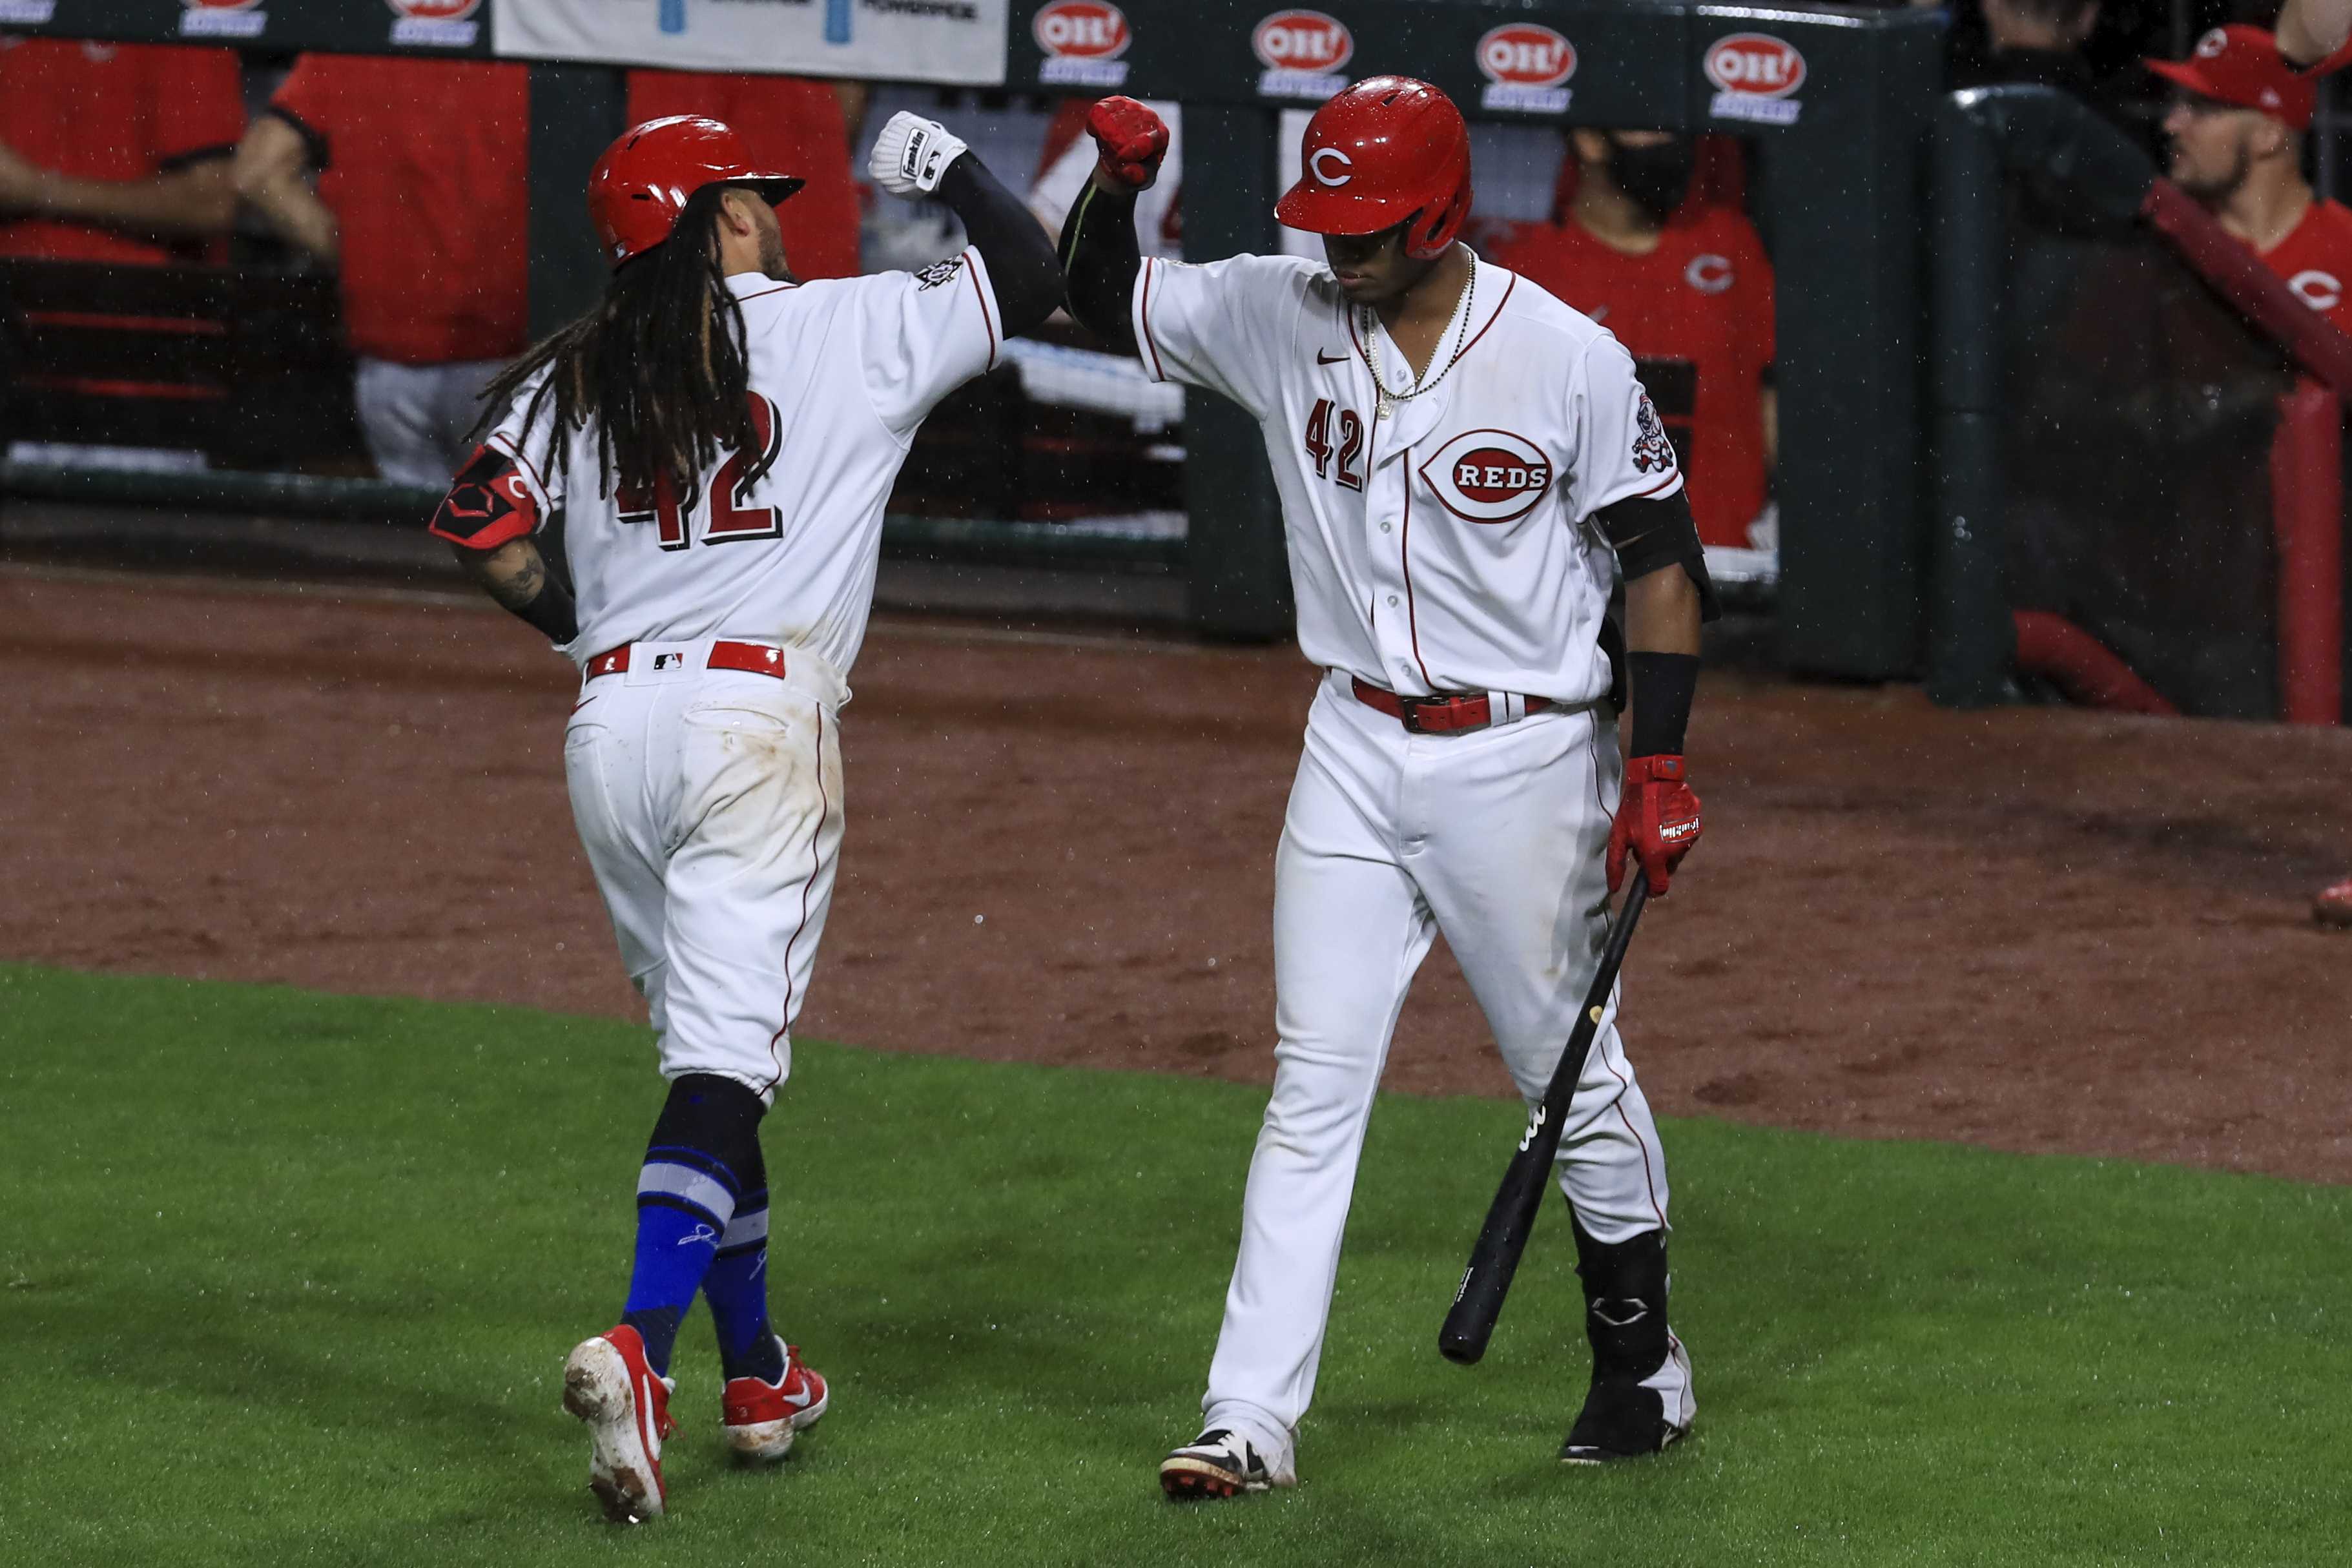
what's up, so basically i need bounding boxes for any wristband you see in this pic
[1627,651,1699,759]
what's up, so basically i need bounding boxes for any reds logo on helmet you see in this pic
[387,0,479,18]
[1034,0,1130,60]
[1253,10,1353,73]
[1476,23,1576,88]
[1308,147,1353,186]
[1704,34,1806,99]
[1419,429,1556,524]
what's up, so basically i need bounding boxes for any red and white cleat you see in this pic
[721,1339,830,1462]
[562,1326,676,1523]
[2317,877,2352,928]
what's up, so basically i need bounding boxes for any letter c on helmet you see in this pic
[1310,146,1354,187]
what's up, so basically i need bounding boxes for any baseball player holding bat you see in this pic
[1060,79,1715,1496]
[428,110,1058,1523]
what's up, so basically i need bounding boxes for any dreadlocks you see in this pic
[477,184,773,517]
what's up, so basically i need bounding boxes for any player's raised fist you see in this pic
[1608,755,1702,897]
[867,111,970,198]
[1086,97,1168,192]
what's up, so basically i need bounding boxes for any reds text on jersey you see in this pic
[449,250,1003,677]
[1133,251,1681,703]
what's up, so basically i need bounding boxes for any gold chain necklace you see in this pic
[1359,264,1477,420]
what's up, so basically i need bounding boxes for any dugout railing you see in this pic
[1928,84,2352,724]
[0,1,1941,666]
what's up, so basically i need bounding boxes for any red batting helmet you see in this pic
[1275,76,1473,260]
[587,115,804,268]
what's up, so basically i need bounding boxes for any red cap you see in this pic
[2146,26,2316,130]
[1275,76,1474,260]
[587,116,803,269]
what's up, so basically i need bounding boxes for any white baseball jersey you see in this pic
[484,251,1004,677]
[1133,250,1681,701]
[1142,247,1696,1470]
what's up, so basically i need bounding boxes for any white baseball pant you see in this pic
[1200,670,1683,1461]
[562,639,849,1105]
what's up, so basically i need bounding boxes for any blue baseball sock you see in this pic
[618,1074,765,1378]
[703,1143,785,1384]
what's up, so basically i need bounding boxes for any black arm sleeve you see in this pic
[933,153,1062,340]
[1596,487,1721,622]
[1627,651,1699,758]
[1057,180,1141,353]
[515,575,579,645]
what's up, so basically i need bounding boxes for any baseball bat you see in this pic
[1438,871,1651,1366]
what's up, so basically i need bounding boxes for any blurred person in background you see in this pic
[232,56,530,486]
[0,38,242,265]
[1490,129,1775,551]
[626,72,867,281]
[2277,0,2352,68]
[1953,0,2103,90]
[2153,25,2352,925]
[2149,26,2352,329]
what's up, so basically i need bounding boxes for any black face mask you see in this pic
[1607,138,1697,225]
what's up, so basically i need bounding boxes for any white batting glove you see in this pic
[868,112,969,198]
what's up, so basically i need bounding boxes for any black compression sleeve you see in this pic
[1058,180,1141,352]
[933,153,1062,338]
[1627,651,1699,759]
[517,577,578,645]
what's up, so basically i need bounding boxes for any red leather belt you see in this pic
[1351,677,1553,735]
[585,640,787,680]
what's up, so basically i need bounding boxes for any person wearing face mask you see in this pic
[1491,129,1775,551]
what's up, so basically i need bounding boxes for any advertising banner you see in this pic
[495,0,1006,85]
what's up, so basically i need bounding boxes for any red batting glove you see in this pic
[1086,96,1169,191]
[1608,755,1704,897]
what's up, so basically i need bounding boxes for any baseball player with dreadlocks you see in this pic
[1060,79,1717,1496]
[428,110,1058,1523]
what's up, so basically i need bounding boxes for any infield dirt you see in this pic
[6,565,2350,1181]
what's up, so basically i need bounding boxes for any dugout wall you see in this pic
[1929,85,2352,723]
[2,1,1943,676]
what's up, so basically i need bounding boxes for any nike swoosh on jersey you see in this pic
[1316,350,1348,365]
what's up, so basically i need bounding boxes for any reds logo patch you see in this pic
[1419,429,1555,524]
[1631,394,1676,475]
[914,256,968,290]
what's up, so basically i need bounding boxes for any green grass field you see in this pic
[2,964,2346,1567]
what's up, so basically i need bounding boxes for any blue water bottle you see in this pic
[825,0,851,45]
[660,0,686,34]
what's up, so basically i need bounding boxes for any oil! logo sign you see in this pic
[1419,429,1556,523]
[1475,23,1576,115]
[388,0,480,48]
[182,0,267,39]
[1036,0,1132,89]
[1253,10,1353,101]
[1704,34,1806,127]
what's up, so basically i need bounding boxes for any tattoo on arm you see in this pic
[452,539,578,644]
